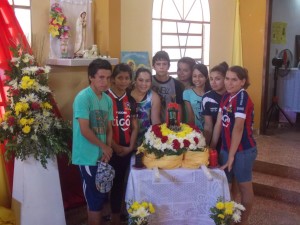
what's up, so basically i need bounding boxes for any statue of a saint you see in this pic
[74,11,87,58]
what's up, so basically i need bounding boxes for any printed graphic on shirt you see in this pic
[90,110,108,135]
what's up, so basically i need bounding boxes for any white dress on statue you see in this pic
[74,11,87,57]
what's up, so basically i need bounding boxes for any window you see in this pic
[8,0,31,45]
[152,0,210,75]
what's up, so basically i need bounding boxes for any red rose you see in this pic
[11,89,20,96]
[152,125,162,138]
[31,102,41,110]
[7,116,15,126]
[172,139,181,150]
[194,137,199,144]
[183,139,191,148]
[35,68,44,75]
[161,136,168,143]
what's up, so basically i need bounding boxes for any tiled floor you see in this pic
[66,124,300,225]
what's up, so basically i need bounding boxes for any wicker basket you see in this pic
[181,149,209,169]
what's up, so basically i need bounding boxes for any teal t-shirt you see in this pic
[72,86,113,166]
[183,88,204,131]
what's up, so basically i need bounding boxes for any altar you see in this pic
[125,165,230,225]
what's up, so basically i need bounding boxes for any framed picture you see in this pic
[121,51,150,78]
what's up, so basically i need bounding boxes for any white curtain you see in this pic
[49,0,94,59]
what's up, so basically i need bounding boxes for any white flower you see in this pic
[31,134,38,141]
[11,57,20,63]
[232,212,241,223]
[131,207,150,218]
[22,53,34,63]
[234,202,246,211]
[8,78,18,89]
[44,65,51,73]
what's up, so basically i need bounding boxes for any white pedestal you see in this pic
[12,156,66,225]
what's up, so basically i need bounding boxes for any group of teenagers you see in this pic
[72,50,257,225]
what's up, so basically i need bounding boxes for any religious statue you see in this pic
[74,11,87,58]
[166,100,181,131]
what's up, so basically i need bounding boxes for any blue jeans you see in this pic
[220,147,257,183]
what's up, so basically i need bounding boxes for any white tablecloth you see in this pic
[125,165,230,225]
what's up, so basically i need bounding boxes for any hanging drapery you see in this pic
[231,0,243,66]
[0,0,32,206]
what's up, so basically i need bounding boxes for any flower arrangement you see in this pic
[140,123,206,158]
[0,46,72,168]
[127,200,155,225]
[210,197,245,225]
[49,2,70,39]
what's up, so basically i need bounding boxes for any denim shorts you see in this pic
[220,147,257,183]
[79,165,108,211]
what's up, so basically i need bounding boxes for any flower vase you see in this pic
[60,38,69,58]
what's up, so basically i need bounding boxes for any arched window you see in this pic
[152,0,210,75]
[8,0,32,44]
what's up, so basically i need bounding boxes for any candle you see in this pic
[209,149,218,167]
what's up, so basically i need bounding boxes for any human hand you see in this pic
[116,146,132,157]
[220,155,234,172]
[102,145,113,161]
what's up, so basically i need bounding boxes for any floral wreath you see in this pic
[141,123,206,158]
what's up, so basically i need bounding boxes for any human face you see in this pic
[153,60,169,77]
[111,71,131,92]
[177,62,192,82]
[135,72,152,93]
[225,70,246,95]
[192,69,207,88]
[89,69,111,94]
[209,71,226,93]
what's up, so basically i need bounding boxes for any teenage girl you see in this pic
[210,66,257,225]
[183,63,211,131]
[129,67,161,147]
[106,63,138,225]
[202,62,228,149]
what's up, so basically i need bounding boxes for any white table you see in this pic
[125,165,230,225]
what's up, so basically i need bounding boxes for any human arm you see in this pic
[78,118,112,161]
[185,101,195,125]
[220,117,244,172]
[210,112,222,149]
[203,115,213,145]
[151,91,161,124]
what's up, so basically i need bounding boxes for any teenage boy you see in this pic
[152,50,184,122]
[72,59,113,225]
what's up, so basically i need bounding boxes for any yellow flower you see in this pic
[49,25,60,37]
[15,102,29,115]
[53,16,64,26]
[148,203,155,214]
[225,202,234,210]
[141,202,148,208]
[42,102,53,110]
[28,118,34,125]
[3,111,11,120]
[22,125,31,134]
[131,201,140,211]
[216,202,225,210]
[225,208,233,215]
[217,214,225,219]
[20,118,28,126]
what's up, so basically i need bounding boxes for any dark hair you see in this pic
[210,61,229,77]
[135,67,152,81]
[228,66,250,89]
[152,50,170,67]
[177,57,196,71]
[111,63,133,80]
[193,63,211,92]
[88,59,112,84]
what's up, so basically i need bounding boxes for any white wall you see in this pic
[270,0,300,67]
